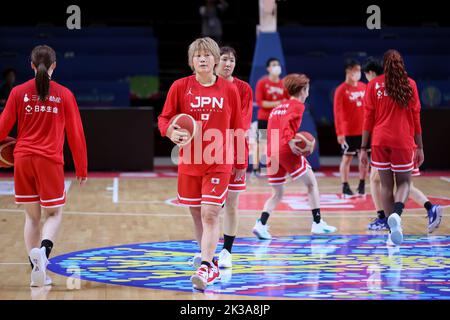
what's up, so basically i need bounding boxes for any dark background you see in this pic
[1,0,449,169]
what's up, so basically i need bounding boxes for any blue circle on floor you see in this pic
[48,235,450,299]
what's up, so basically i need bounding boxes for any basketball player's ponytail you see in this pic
[31,45,56,101]
[383,49,413,108]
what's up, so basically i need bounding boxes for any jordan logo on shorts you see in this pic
[211,178,220,194]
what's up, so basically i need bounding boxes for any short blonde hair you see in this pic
[187,37,220,71]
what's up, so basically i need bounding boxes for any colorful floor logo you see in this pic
[48,235,450,299]
[166,193,450,212]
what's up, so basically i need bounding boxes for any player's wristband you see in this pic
[360,146,368,150]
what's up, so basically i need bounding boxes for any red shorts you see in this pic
[228,171,247,192]
[177,172,231,207]
[267,152,310,185]
[412,167,420,176]
[371,146,414,173]
[14,156,66,208]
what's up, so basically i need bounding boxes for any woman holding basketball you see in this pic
[158,37,246,290]
[253,74,337,239]
[0,45,87,287]
[360,49,424,246]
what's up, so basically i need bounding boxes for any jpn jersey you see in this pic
[333,81,366,136]
[255,76,289,120]
[363,74,421,149]
[267,99,305,157]
[158,75,246,176]
[0,79,87,177]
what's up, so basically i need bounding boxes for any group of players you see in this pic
[333,58,442,235]
[158,37,443,291]
[0,36,443,291]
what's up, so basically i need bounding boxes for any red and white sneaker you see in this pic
[211,259,221,283]
[191,264,209,291]
[190,261,221,291]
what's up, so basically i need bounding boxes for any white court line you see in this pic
[440,177,450,183]
[0,207,436,218]
[119,200,166,204]
[112,177,119,203]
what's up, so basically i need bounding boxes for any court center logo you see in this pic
[47,235,450,299]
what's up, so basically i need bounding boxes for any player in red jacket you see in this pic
[215,46,253,269]
[333,59,368,198]
[0,45,87,287]
[360,49,424,246]
[253,58,289,176]
[362,57,442,234]
[158,38,246,290]
[253,74,337,239]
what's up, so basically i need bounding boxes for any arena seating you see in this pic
[279,26,450,124]
[0,27,159,107]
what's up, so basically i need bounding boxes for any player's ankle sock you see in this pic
[424,201,433,211]
[358,179,365,188]
[28,257,34,270]
[343,182,352,192]
[312,208,321,224]
[377,210,386,219]
[260,211,270,225]
[393,202,405,216]
[40,239,53,259]
[201,261,211,268]
[223,234,235,253]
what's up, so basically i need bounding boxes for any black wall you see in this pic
[421,109,450,170]
[63,108,154,171]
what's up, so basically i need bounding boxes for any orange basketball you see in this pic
[168,113,197,146]
[295,131,316,156]
[0,136,16,168]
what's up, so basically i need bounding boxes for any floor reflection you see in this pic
[47,235,450,299]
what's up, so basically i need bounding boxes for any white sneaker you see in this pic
[219,268,233,283]
[218,249,232,268]
[192,253,202,269]
[311,219,337,234]
[29,247,48,287]
[387,213,403,245]
[252,219,272,240]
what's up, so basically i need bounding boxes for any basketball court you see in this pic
[1,169,448,300]
[0,1,449,312]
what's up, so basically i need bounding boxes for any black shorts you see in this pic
[258,120,268,140]
[340,135,370,156]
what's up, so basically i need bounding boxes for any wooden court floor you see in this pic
[0,173,448,300]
